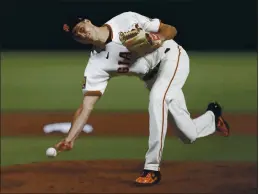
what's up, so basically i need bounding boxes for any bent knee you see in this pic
[149,91,175,105]
[176,130,196,144]
[149,92,164,104]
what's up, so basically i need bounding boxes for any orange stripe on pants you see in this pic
[158,45,182,162]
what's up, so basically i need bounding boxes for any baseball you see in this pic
[46,147,57,157]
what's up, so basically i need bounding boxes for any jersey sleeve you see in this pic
[82,74,108,96]
[133,12,161,32]
[82,57,110,96]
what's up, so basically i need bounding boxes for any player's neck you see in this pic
[92,26,110,48]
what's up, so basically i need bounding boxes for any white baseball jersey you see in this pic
[82,11,178,95]
[81,12,218,173]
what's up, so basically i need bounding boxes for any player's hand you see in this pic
[54,139,74,152]
[146,32,163,49]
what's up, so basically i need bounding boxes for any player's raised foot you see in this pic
[135,170,161,186]
[207,102,230,137]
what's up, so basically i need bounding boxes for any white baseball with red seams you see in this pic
[82,12,216,171]
[46,147,57,157]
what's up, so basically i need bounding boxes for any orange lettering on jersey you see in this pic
[119,52,132,60]
[118,61,130,65]
[117,52,131,73]
[117,67,129,73]
[118,52,131,65]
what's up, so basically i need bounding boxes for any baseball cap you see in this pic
[62,17,84,34]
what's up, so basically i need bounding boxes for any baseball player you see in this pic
[55,11,230,186]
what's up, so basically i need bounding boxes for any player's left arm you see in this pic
[133,12,177,41]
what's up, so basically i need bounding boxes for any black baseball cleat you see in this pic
[207,102,230,137]
[135,170,161,186]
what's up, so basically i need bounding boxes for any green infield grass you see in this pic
[1,51,257,112]
[1,135,257,166]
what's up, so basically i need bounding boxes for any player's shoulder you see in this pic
[115,11,136,17]
[106,11,137,22]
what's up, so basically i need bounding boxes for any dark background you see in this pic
[2,0,258,51]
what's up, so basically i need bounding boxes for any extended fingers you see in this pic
[55,140,73,151]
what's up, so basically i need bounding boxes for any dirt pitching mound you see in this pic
[1,160,257,193]
[1,112,257,136]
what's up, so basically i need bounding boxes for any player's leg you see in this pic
[135,46,184,185]
[134,74,168,186]
[166,48,229,142]
[144,75,170,171]
[162,47,216,142]
[167,89,216,143]
[136,45,230,186]
[144,45,216,169]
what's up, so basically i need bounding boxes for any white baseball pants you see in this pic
[144,45,216,171]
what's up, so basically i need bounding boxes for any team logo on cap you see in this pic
[63,24,70,32]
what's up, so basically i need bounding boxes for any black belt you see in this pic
[142,48,170,81]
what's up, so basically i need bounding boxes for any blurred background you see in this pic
[1,0,257,112]
[1,0,257,166]
[2,0,257,51]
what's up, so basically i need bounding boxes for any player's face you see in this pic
[72,19,97,44]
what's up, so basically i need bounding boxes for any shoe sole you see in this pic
[218,117,230,137]
[134,180,161,187]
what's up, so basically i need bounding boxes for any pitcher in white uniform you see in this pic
[56,11,230,186]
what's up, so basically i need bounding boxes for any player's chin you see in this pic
[73,36,91,44]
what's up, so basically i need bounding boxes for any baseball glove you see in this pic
[119,25,162,56]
